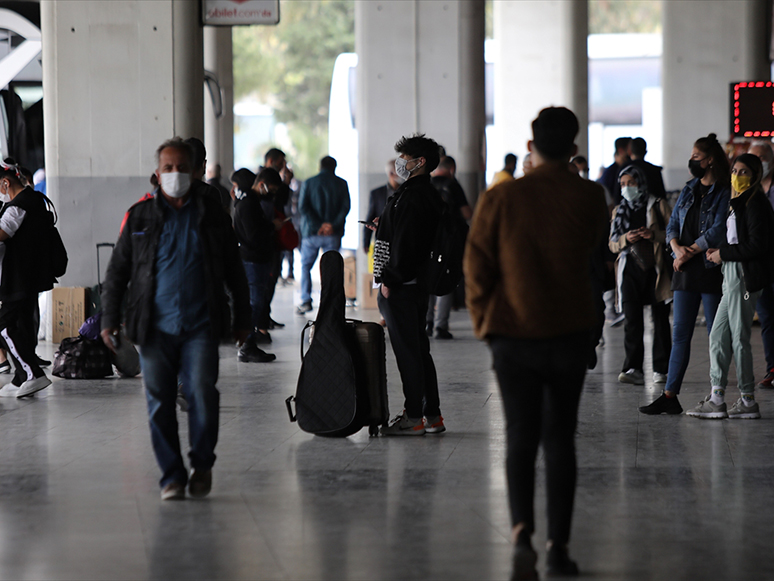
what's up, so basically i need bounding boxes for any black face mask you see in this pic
[689,159,707,179]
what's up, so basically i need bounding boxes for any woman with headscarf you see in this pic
[686,154,774,419]
[609,164,672,386]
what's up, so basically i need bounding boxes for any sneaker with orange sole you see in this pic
[380,411,426,436]
[424,415,446,434]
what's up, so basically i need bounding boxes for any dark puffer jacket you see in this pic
[719,188,774,293]
[0,186,57,302]
[101,181,251,345]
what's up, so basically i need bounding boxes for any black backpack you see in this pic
[43,197,68,278]
[427,202,468,296]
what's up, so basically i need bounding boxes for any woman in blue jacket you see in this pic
[639,133,731,415]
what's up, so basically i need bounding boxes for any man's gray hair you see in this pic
[750,139,774,161]
[155,137,195,167]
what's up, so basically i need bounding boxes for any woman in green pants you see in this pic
[687,153,774,419]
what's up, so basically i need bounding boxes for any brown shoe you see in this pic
[189,469,212,498]
[161,481,185,501]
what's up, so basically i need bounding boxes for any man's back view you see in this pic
[296,156,350,314]
[465,107,608,580]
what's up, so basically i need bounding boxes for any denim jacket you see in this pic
[666,178,730,268]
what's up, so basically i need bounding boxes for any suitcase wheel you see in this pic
[368,424,379,437]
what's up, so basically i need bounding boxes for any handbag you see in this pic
[629,239,655,271]
[52,335,113,379]
[275,209,299,251]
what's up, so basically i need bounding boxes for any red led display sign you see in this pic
[731,81,774,139]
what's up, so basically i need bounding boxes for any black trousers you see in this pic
[377,284,440,418]
[489,331,588,545]
[621,263,671,374]
[0,296,45,386]
[261,250,282,324]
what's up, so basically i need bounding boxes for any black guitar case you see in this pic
[286,251,364,437]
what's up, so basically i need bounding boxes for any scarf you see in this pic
[610,195,648,242]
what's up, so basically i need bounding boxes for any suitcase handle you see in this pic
[96,242,116,290]
[285,396,297,423]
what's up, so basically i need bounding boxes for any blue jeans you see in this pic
[139,327,220,488]
[756,283,774,372]
[243,260,272,338]
[664,290,721,394]
[427,293,453,331]
[300,235,341,304]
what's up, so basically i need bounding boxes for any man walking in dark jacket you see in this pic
[101,138,251,501]
[373,134,445,436]
[296,155,350,314]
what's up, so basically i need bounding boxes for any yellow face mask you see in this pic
[731,174,752,197]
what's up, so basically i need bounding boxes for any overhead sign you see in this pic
[730,81,774,139]
[202,0,280,26]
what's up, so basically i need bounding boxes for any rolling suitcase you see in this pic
[346,320,388,436]
[286,251,388,437]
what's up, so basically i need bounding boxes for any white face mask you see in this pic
[395,157,421,182]
[621,185,644,204]
[234,187,246,200]
[762,160,772,178]
[160,172,191,199]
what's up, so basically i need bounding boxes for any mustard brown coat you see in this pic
[464,162,609,340]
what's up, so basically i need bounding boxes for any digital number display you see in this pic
[731,82,774,138]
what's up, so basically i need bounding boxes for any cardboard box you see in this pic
[344,256,357,299]
[361,273,379,310]
[52,287,88,343]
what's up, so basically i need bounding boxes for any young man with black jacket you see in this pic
[373,134,445,436]
[101,138,251,501]
[231,167,281,363]
[0,161,57,398]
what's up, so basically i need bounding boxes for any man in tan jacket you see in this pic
[464,107,608,579]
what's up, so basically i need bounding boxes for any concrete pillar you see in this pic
[662,0,769,189]
[41,0,203,291]
[204,25,234,178]
[491,1,588,175]
[172,0,204,139]
[457,0,487,203]
[355,0,486,301]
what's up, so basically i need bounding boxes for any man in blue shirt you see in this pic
[101,138,251,501]
[296,156,350,314]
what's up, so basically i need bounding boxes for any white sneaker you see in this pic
[727,398,761,419]
[685,395,728,419]
[16,376,52,398]
[380,411,426,436]
[653,372,667,384]
[424,416,446,434]
[0,384,20,397]
[618,369,644,385]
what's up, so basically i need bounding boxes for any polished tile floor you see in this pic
[2,282,774,580]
